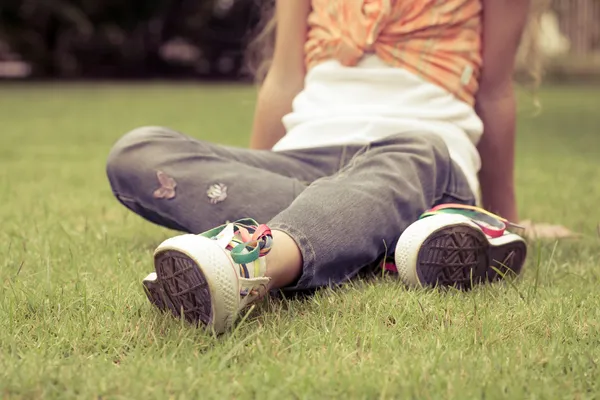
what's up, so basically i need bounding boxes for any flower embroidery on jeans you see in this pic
[207,183,228,204]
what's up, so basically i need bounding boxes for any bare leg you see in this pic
[265,230,303,289]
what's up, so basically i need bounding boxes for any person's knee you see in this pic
[106,126,178,193]
[378,131,449,160]
[401,131,450,162]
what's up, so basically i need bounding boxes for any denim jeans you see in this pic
[106,127,476,290]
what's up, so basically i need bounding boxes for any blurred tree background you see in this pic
[0,0,598,80]
[0,0,261,79]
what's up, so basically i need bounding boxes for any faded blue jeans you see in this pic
[106,127,476,290]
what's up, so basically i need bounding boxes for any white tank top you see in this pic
[272,55,483,201]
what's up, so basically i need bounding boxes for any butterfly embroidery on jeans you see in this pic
[153,170,177,199]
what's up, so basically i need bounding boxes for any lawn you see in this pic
[0,83,599,399]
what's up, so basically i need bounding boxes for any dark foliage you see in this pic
[0,0,259,78]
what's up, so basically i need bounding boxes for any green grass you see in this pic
[1,83,599,399]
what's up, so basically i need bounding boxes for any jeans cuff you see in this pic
[267,221,317,291]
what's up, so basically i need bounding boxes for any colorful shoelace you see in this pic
[420,203,524,238]
[202,218,273,278]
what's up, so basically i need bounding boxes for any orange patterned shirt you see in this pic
[305,0,483,105]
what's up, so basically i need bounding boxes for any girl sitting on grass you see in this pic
[107,0,543,333]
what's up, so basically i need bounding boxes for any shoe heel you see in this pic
[415,224,489,289]
[154,234,240,333]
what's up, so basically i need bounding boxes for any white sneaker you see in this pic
[143,219,273,334]
[395,207,527,290]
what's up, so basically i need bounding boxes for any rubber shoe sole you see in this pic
[142,272,173,312]
[145,234,241,334]
[395,213,527,290]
